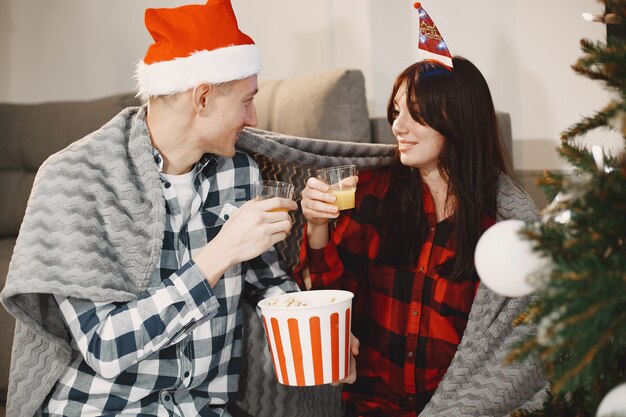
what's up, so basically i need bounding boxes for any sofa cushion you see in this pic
[256,69,372,143]
[0,93,140,171]
[0,93,141,238]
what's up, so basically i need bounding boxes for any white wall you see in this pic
[423,0,622,170]
[0,0,622,170]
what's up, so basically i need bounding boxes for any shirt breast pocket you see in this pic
[202,197,246,230]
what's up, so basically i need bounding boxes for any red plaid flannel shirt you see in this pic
[294,167,494,416]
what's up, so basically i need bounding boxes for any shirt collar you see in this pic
[151,146,216,175]
[152,146,165,172]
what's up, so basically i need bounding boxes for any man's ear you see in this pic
[192,83,213,114]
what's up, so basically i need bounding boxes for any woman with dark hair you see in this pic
[294,55,546,416]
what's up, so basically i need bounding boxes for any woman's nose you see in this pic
[392,115,408,137]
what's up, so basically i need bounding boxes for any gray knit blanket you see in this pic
[1,106,547,417]
[235,130,549,417]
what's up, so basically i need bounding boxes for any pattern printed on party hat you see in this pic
[414,2,453,69]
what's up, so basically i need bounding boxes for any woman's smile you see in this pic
[397,139,417,152]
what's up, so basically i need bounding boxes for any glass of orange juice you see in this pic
[316,165,358,210]
[252,180,295,212]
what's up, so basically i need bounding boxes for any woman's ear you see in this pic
[191,83,213,114]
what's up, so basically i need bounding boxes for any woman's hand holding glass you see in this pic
[300,177,341,226]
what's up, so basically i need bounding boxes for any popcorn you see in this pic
[265,295,338,308]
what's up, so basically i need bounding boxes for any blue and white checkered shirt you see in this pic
[43,149,298,417]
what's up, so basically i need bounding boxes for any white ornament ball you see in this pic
[597,383,626,417]
[474,219,545,297]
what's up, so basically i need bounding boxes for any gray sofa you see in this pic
[0,68,515,416]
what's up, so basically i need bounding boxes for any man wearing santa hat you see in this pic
[1,1,351,416]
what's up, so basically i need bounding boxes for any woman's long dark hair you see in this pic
[377,56,512,280]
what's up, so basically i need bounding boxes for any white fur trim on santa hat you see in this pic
[418,49,453,69]
[135,44,260,98]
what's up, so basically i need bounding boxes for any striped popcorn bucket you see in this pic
[258,290,354,386]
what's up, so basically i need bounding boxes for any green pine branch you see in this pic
[557,142,596,171]
[574,39,626,90]
[536,171,565,202]
[501,1,626,416]
[560,101,624,141]
[511,389,595,417]
[513,155,626,412]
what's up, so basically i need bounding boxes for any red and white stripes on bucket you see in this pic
[258,290,354,386]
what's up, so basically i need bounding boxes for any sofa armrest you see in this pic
[0,239,16,405]
[370,117,395,144]
[496,112,513,161]
[255,69,372,143]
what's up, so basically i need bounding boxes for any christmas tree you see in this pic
[506,1,626,416]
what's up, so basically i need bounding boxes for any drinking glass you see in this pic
[315,165,358,210]
[252,180,295,212]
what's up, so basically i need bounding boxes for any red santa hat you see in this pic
[414,2,453,69]
[135,0,260,98]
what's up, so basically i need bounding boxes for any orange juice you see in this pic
[331,188,355,210]
[255,197,289,212]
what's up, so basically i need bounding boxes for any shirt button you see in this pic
[412,310,418,317]
[164,182,171,189]
[224,214,229,220]
[408,396,415,402]
[407,351,414,358]
[184,371,190,378]
[419,266,425,273]
[163,395,171,402]
[430,227,435,232]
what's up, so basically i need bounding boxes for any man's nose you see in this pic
[245,103,258,128]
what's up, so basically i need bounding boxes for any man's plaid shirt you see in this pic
[43,150,298,417]
[294,168,494,417]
